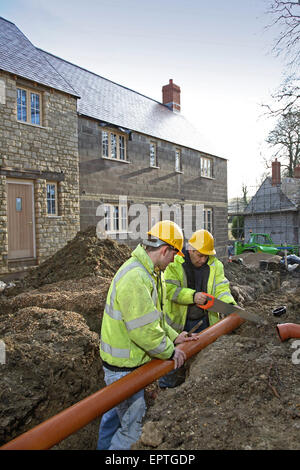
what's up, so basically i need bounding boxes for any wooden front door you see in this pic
[7,182,35,260]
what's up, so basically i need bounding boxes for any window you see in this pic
[17,87,42,125]
[102,130,127,161]
[104,203,128,232]
[175,148,182,172]
[150,142,158,167]
[204,208,213,233]
[200,156,213,178]
[47,182,57,216]
[119,136,125,160]
[148,205,161,229]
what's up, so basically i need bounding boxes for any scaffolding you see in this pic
[228,177,300,245]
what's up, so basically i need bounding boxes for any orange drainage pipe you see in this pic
[1,313,244,451]
[276,323,300,342]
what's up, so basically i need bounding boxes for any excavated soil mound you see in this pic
[19,226,132,290]
[231,252,282,269]
[0,306,103,449]
[133,282,300,450]
[0,276,111,333]
[0,228,299,450]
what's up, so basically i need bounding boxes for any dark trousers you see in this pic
[158,314,209,388]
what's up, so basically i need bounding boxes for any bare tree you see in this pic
[262,2,300,115]
[263,74,300,115]
[266,110,300,175]
[266,1,300,66]
[242,184,249,205]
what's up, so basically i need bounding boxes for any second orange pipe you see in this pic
[276,323,300,342]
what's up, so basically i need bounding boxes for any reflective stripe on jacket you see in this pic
[100,244,178,368]
[164,254,236,333]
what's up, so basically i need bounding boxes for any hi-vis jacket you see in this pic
[100,244,178,368]
[164,254,236,333]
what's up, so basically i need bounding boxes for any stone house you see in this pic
[0,17,80,275]
[41,53,229,255]
[0,16,230,275]
[243,159,300,245]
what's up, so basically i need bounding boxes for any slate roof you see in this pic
[0,16,218,155]
[0,17,78,97]
[244,177,300,214]
[40,50,216,155]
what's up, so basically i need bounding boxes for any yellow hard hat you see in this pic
[188,229,216,255]
[146,220,184,256]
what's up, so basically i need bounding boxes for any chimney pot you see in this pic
[162,79,181,113]
[272,158,281,186]
[294,165,300,178]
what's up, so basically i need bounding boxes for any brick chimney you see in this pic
[294,165,300,178]
[272,158,281,186]
[162,79,181,112]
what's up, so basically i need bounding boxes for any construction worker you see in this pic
[97,220,198,450]
[159,229,236,388]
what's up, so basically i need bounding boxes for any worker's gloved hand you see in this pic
[172,348,186,369]
[194,292,207,305]
[175,331,199,343]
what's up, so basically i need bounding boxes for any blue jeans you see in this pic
[159,315,209,389]
[97,367,146,450]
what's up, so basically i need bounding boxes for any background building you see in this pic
[242,160,300,244]
[0,16,230,275]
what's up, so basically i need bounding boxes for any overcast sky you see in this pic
[1,0,287,199]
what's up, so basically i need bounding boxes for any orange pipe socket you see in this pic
[276,323,300,342]
[1,313,244,451]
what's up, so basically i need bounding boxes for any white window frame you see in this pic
[175,148,182,172]
[203,208,213,233]
[200,156,213,178]
[102,130,127,161]
[46,182,58,216]
[150,142,158,168]
[17,86,42,126]
[103,203,128,233]
[148,205,161,229]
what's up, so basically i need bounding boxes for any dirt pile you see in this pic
[0,228,299,450]
[231,252,283,269]
[0,306,103,448]
[0,276,111,334]
[19,226,132,290]
[133,281,300,451]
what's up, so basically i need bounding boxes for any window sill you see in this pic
[17,120,48,130]
[47,215,61,218]
[175,170,184,174]
[102,157,130,164]
[105,230,131,235]
[150,165,160,169]
[200,175,214,180]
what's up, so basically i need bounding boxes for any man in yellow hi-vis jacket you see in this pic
[159,229,236,388]
[97,221,198,450]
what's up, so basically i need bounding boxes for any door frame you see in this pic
[6,178,36,259]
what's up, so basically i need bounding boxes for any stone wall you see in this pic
[0,72,80,274]
[78,117,228,258]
